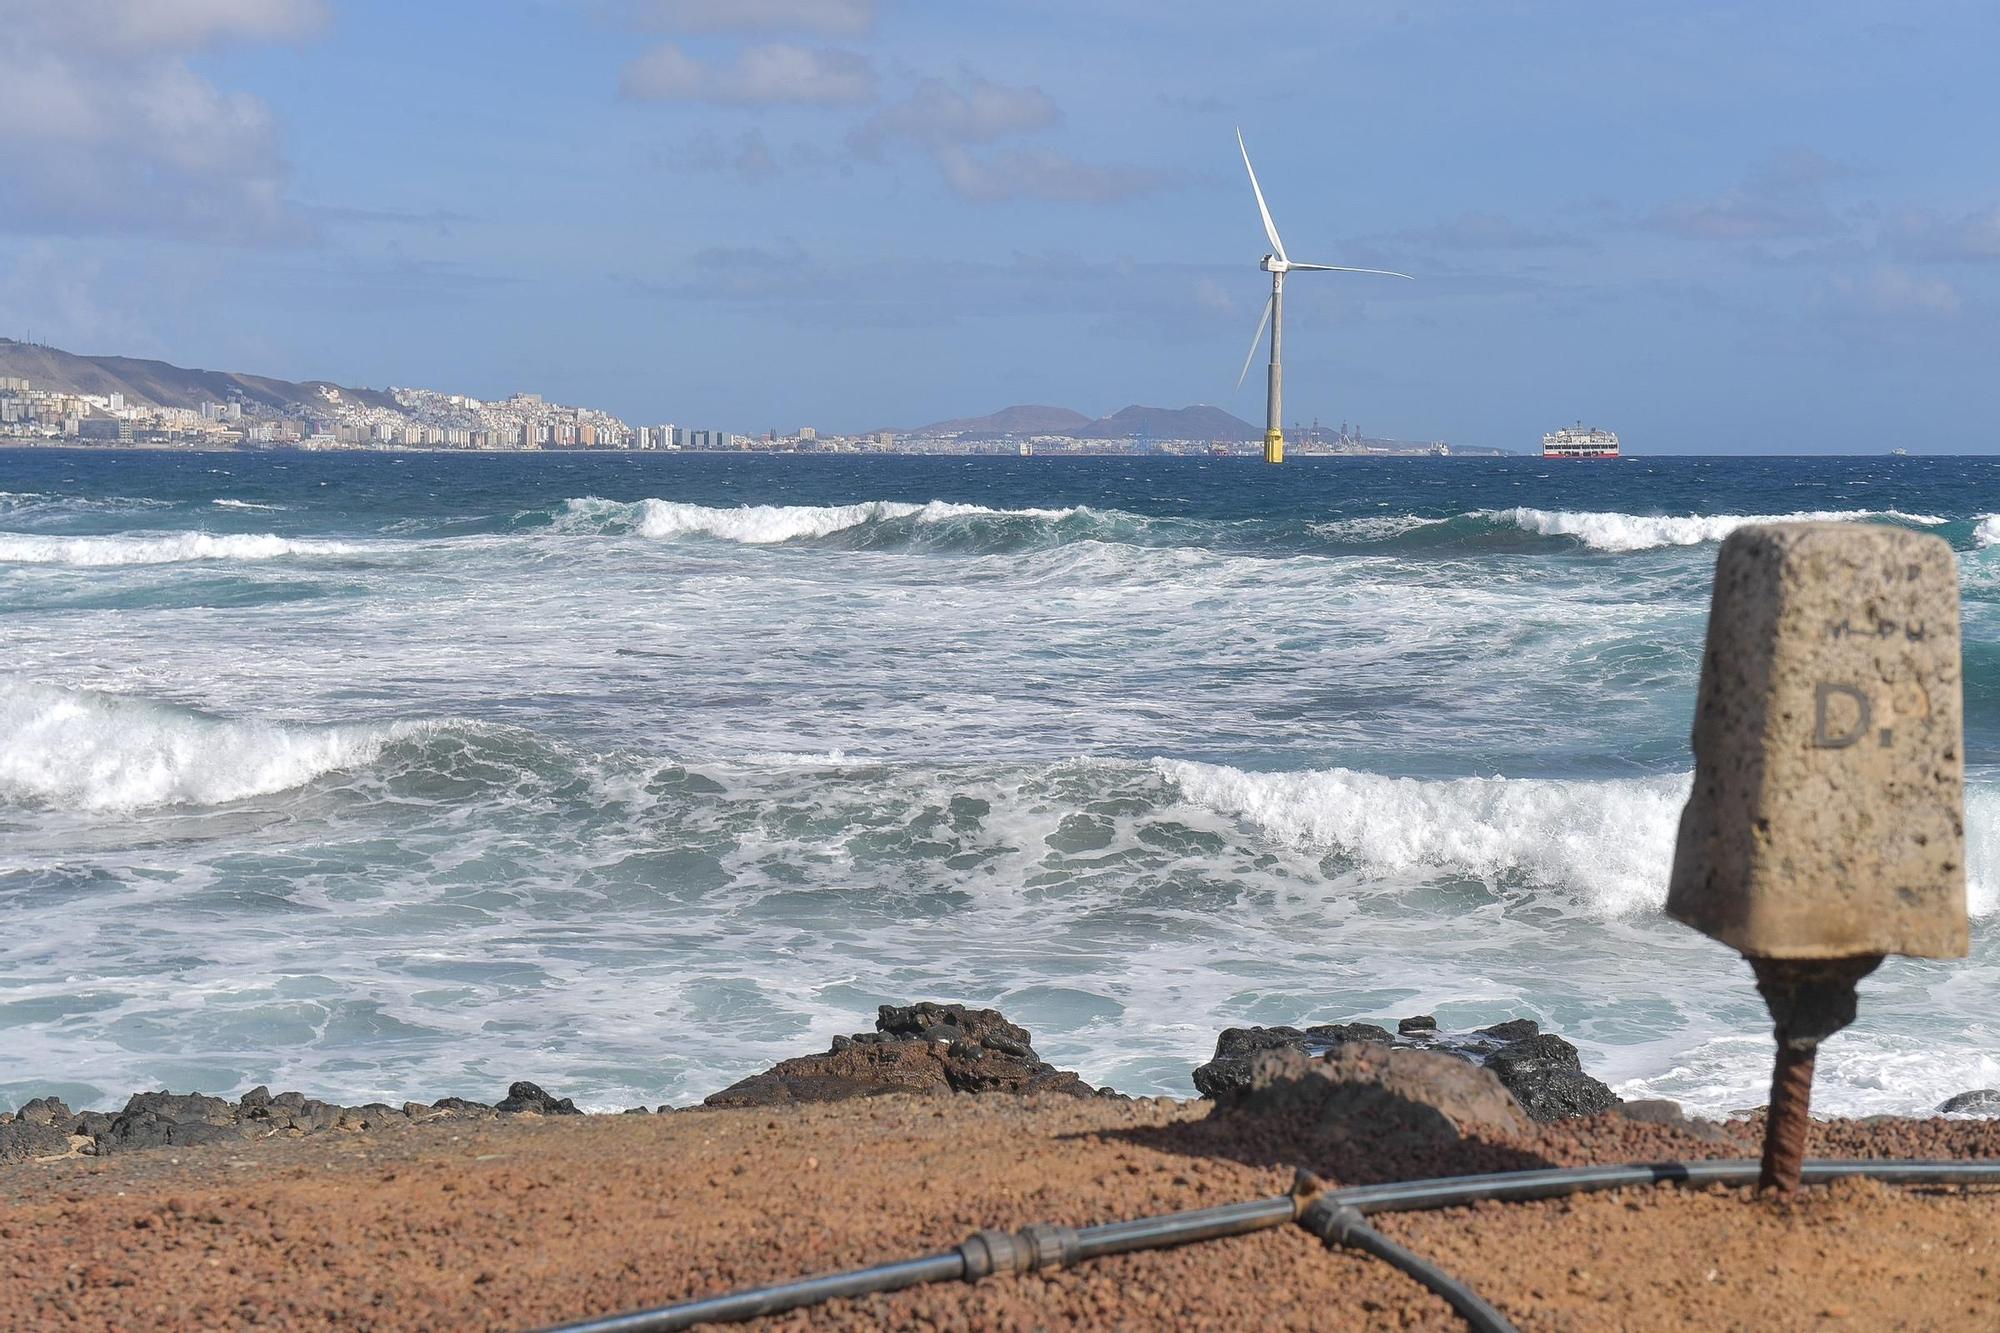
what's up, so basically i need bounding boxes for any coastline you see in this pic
[6,1072,1998,1330]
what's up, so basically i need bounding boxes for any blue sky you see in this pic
[1,0,1996,451]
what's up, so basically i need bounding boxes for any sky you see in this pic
[1,0,1997,452]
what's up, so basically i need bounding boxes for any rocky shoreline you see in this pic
[4,1000,1995,1167]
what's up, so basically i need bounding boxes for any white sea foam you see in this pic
[1158,759,2000,917]
[556,496,1082,544]
[1975,515,2000,548]
[0,531,362,566]
[1489,507,1947,552]
[1157,759,1689,913]
[212,498,287,511]
[0,680,428,810]
[1307,514,1439,542]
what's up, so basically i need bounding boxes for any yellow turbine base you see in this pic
[1263,429,1284,465]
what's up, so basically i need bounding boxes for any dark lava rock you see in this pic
[1485,1033,1621,1122]
[97,1091,251,1155]
[0,1119,73,1163]
[705,1001,1095,1107]
[18,1096,74,1129]
[1193,1027,1319,1101]
[337,1103,408,1130]
[73,1110,117,1138]
[495,1081,580,1115]
[431,1096,493,1113]
[1193,1017,1619,1122]
[1192,1024,1395,1099]
[1218,1043,1528,1151]
[1617,1098,1736,1144]
[263,1098,345,1133]
[1939,1089,2000,1116]
[1309,1022,1395,1045]
[239,1085,272,1110]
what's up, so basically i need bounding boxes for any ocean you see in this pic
[2,448,1996,1118]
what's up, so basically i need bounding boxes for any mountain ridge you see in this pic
[0,338,400,414]
[905,401,1259,441]
[2,338,1264,441]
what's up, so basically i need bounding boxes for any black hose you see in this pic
[549,1252,966,1333]
[1332,1157,2000,1215]
[1317,1208,1516,1333]
[542,1158,2000,1332]
[1071,1194,1299,1259]
[545,1194,1303,1333]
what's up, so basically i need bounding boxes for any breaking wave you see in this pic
[0,680,439,811]
[1156,759,2000,916]
[1976,516,2000,549]
[0,531,364,566]
[550,496,1107,548]
[1477,508,1948,553]
[542,496,1955,558]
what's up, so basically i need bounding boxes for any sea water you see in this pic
[2,449,1996,1116]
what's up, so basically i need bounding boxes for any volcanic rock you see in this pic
[0,1119,72,1163]
[431,1097,493,1113]
[17,1096,73,1129]
[705,1002,1095,1107]
[1217,1042,1529,1151]
[1616,1098,1735,1144]
[495,1082,580,1116]
[97,1092,251,1155]
[1192,1024,1393,1100]
[1939,1089,2000,1116]
[1484,1034,1621,1122]
[1192,1017,1618,1122]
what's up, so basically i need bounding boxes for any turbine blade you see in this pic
[1235,294,1274,391]
[1236,128,1287,264]
[1285,263,1416,279]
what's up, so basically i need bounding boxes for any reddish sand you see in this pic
[3,1095,1998,1330]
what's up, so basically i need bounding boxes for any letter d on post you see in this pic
[1811,683,1871,749]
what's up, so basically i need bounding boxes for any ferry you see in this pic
[1542,423,1620,459]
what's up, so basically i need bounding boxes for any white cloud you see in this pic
[0,242,156,349]
[841,70,1161,206]
[632,0,875,35]
[0,0,322,240]
[934,146,1165,205]
[19,0,326,55]
[1888,206,2000,262]
[1833,265,1962,318]
[851,75,1060,152]
[622,42,875,105]
[1646,148,1850,242]
[1392,212,1586,252]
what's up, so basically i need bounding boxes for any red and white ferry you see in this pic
[1542,423,1620,459]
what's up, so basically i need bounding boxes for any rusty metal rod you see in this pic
[1760,1040,1818,1192]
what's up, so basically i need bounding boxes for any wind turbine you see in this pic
[1234,129,1411,464]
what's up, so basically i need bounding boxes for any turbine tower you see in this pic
[1235,130,1412,465]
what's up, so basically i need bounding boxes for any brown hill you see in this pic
[906,404,1094,437]
[0,339,400,415]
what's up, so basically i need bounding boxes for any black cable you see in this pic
[552,1252,967,1332]
[1309,1206,1516,1333]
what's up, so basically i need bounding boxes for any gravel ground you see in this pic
[3,1095,1997,1330]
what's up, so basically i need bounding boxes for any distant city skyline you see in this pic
[2,2,1997,453]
